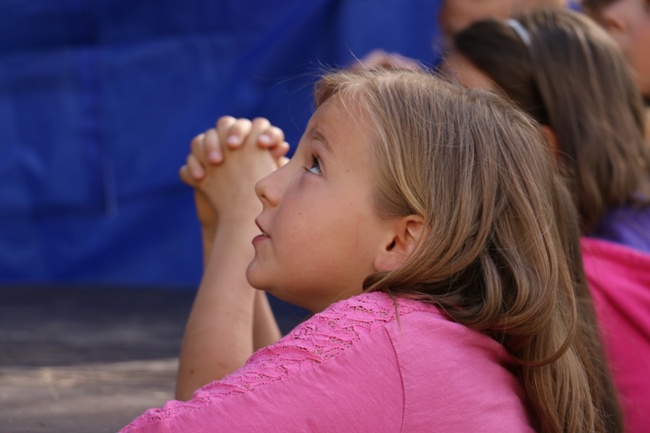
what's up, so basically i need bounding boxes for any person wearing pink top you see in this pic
[582,238,650,433]
[121,69,622,432]
[440,9,650,431]
[122,291,533,432]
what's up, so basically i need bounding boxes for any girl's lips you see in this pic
[252,234,269,245]
[253,219,269,245]
[255,218,269,237]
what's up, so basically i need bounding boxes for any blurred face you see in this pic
[438,0,517,39]
[247,95,396,313]
[596,0,650,96]
[437,0,566,40]
[440,52,500,91]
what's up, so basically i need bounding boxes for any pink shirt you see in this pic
[121,292,534,432]
[582,237,650,433]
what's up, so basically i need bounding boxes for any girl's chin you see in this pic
[245,263,272,292]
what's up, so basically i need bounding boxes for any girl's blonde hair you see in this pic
[451,7,650,233]
[314,68,622,433]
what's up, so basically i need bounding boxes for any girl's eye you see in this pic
[307,155,322,175]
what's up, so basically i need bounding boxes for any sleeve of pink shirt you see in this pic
[119,292,533,433]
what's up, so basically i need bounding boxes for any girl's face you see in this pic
[598,0,650,97]
[246,95,397,313]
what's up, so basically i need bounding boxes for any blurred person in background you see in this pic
[581,0,650,138]
[442,8,650,432]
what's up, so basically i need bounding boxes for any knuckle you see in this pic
[205,129,219,149]
[235,118,253,130]
[252,117,270,128]
[218,115,235,124]
[190,133,203,149]
[217,115,236,129]
[270,126,284,140]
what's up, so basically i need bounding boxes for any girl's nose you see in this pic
[255,163,286,207]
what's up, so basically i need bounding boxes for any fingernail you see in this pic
[209,151,220,162]
[227,135,241,146]
[192,167,204,179]
[259,134,271,144]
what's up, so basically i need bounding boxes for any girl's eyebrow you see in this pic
[307,127,333,154]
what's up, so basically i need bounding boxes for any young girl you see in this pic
[121,69,621,432]
[442,8,650,431]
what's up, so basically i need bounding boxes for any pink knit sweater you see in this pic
[121,291,534,432]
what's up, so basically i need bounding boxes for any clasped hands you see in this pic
[179,116,290,232]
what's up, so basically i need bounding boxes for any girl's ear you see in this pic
[541,125,559,160]
[374,215,425,271]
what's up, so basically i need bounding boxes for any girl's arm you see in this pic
[175,117,285,401]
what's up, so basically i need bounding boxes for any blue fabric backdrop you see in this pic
[0,0,441,288]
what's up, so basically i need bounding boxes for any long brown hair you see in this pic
[314,68,622,433]
[451,8,650,233]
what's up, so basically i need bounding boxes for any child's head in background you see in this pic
[443,8,649,232]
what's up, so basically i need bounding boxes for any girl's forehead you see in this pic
[306,95,375,153]
[311,95,364,129]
